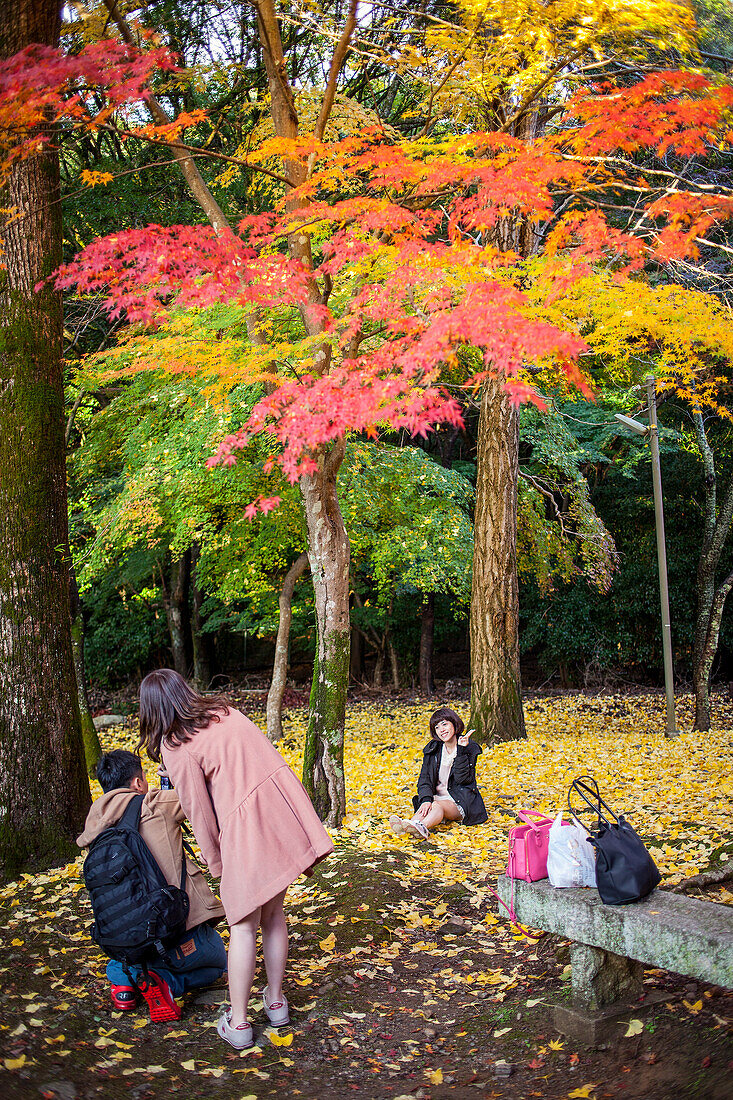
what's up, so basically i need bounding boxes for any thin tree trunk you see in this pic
[161,553,191,677]
[267,552,308,742]
[694,569,733,730]
[373,643,385,689]
[469,379,526,743]
[255,0,357,824]
[0,0,90,875]
[349,620,364,682]
[69,571,102,776]
[419,593,436,694]
[300,447,350,826]
[102,0,229,235]
[691,411,733,730]
[190,544,212,690]
[388,639,400,689]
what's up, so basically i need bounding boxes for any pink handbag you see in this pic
[506,810,553,882]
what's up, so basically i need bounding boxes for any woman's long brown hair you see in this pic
[137,668,230,762]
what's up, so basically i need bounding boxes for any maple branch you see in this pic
[96,122,293,186]
[500,50,584,134]
[520,472,567,538]
[313,0,359,144]
[101,0,230,235]
[695,236,733,258]
[417,17,486,140]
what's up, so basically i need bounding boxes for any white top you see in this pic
[435,744,457,799]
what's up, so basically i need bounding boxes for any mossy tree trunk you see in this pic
[691,411,733,730]
[469,379,527,744]
[300,445,350,827]
[255,0,357,825]
[69,571,102,777]
[267,552,309,742]
[0,0,91,876]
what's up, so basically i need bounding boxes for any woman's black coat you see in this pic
[411,739,488,826]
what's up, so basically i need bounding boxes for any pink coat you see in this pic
[161,708,333,924]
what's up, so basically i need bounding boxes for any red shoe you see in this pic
[137,970,181,1022]
[110,984,138,1011]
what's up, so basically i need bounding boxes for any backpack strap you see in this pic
[118,793,145,831]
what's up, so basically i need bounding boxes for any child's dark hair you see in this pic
[429,707,465,739]
[96,750,144,793]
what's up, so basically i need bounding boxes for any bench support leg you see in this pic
[571,943,643,1010]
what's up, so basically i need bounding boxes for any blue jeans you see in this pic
[107,923,227,998]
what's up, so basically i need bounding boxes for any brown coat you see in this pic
[77,788,225,931]
[161,708,333,924]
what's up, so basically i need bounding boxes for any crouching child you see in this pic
[77,749,227,1022]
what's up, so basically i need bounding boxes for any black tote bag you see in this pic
[569,776,661,905]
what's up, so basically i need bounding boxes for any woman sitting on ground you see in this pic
[388,706,487,839]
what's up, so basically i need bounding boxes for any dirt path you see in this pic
[1,840,731,1100]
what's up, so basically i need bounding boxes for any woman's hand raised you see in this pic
[457,730,472,747]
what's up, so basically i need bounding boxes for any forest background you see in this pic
[2,0,733,868]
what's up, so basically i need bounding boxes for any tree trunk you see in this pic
[690,411,733,730]
[467,110,542,744]
[161,552,190,677]
[69,571,102,777]
[388,639,400,689]
[693,569,733,731]
[267,552,309,742]
[0,0,91,875]
[190,544,213,690]
[373,643,385,689]
[255,0,357,824]
[102,0,230,235]
[300,445,350,826]
[419,593,436,694]
[469,379,526,743]
[349,620,364,682]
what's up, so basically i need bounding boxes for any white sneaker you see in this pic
[404,819,429,840]
[262,987,290,1027]
[388,815,407,835]
[216,1010,254,1049]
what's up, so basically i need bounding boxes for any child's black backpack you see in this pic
[83,794,190,975]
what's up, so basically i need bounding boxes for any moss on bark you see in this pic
[303,628,350,826]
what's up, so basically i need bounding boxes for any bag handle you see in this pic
[568,776,620,827]
[516,810,551,830]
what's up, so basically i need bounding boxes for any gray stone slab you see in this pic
[93,714,127,729]
[553,990,669,1046]
[496,876,733,988]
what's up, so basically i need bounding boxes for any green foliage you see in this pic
[341,442,475,607]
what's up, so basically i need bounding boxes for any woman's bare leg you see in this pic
[227,908,261,1027]
[412,799,462,831]
[260,888,288,1003]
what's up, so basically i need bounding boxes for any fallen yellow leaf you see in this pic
[623,1019,644,1037]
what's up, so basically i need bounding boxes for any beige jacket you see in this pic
[77,788,225,931]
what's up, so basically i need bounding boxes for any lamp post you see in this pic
[614,378,678,736]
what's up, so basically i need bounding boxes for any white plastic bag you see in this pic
[547,810,596,888]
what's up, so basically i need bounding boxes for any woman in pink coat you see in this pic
[138,669,333,1048]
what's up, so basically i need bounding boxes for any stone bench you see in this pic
[496,875,733,1043]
